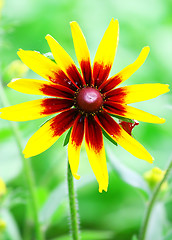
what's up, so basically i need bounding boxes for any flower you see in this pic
[4,60,28,80]
[0,0,4,17]
[0,219,6,232]
[0,19,169,192]
[144,167,168,191]
[0,178,6,197]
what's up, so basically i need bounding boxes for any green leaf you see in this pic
[102,128,117,146]
[106,146,150,195]
[39,183,66,223]
[39,175,95,222]
[146,202,166,240]
[163,230,172,240]
[0,141,22,182]
[63,127,72,146]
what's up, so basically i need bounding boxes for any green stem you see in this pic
[67,162,80,240]
[139,159,172,240]
[0,80,44,240]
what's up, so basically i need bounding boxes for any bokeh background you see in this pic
[0,0,172,239]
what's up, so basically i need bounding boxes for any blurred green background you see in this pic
[0,0,172,239]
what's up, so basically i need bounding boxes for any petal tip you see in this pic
[23,150,30,158]
[143,46,150,54]
[70,21,77,25]
[17,49,25,59]
[45,34,53,41]
[166,84,170,92]
[99,186,108,193]
[98,183,108,193]
[17,48,23,54]
[110,18,119,26]
[7,82,13,88]
[160,118,166,124]
[73,173,80,180]
[114,19,119,24]
[158,84,170,94]
[17,50,22,56]
[147,155,154,164]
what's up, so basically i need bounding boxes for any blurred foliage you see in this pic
[0,0,172,239]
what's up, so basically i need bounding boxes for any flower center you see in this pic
[76,87,103,113]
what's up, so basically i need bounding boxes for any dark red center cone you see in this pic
[76,87,103,113]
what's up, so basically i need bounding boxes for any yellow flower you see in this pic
[0,19,169,192]
[5,60,28,79]
[144,167,168,191]
[0,178,6,197]
[0,219,6,232]
[0,0,4,18]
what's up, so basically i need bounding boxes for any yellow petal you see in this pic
[118,46,150,84]
[95,112,154,163]
[0,98,73,121]
[85,117,108,192]
[68,114,84,180]
[100,46,150,92]
[104,102,165,124]
[106,83,170,104]
[70,21,92,85]
[23,109,77,158]
[17,49,59,81]
[93,19,119,86]
[8,78,75,99]
[45,34,84,86]
[116,46,150,86]
[115,126,153,163]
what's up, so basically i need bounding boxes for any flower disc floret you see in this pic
[76,87,103,113]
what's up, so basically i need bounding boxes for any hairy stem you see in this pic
[67,161,80,240]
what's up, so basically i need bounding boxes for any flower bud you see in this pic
[0,0,4,17]
[0,178,6,197]
[143,167,168,191]
[0,219,6,232]
[4,60,28,81]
